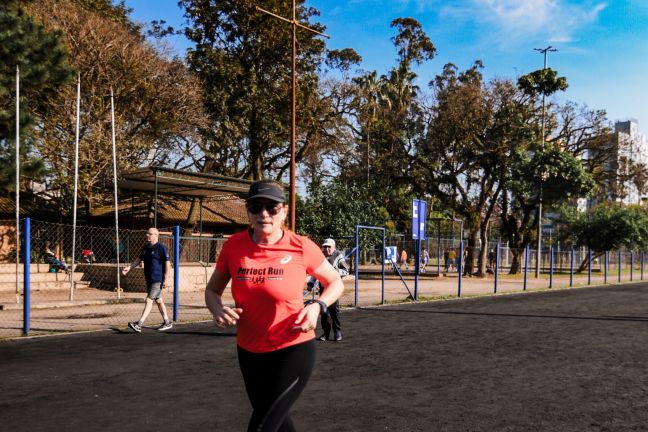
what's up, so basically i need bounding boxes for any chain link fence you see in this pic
[175,234,227,323]
[1,218,647,339]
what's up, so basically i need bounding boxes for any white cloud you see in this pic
[440,0,607,48]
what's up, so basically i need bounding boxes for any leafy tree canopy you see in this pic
[0,0,74,194]
[296,179,389,241]
[517,68,568,96]
[0,1,74,137]
[22,0,206,215]
[508,144,596,204]
[179,0,331,180]
[559,204,648,252]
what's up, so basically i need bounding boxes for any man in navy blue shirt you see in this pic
[123,227,172,332]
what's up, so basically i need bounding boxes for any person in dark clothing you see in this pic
[488,249,496,270]
[308,238,348,342]
[122,227,172,332]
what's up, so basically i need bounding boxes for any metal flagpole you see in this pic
[70,73,81,300]
[15,65,20,304]
[110,88,122,299]
[256,2,329,230]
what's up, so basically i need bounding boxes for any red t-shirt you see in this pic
[216,229,326,353]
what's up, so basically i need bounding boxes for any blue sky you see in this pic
[122,0,648,132]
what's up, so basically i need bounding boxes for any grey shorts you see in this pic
[147,282,163,300]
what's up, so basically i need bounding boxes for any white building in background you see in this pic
[599,119,648,205]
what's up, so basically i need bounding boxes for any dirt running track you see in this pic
[3,283,648,431]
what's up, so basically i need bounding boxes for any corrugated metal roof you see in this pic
[118,166,254,199]
[92,195,248,227]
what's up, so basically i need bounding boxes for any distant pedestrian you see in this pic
[448,248,457,272]
[421,247,429,273]
[122,227,172,332]
[308,238,348,342]
[400,248,409,270]
[488,249,496,270]
[369,248,378,265]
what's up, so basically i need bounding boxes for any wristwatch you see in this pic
[305,299,327,315]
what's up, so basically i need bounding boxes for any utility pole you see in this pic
[257,2,329,230]
[533,45,558,278]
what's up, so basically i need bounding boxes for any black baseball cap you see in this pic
[246,180,285,202]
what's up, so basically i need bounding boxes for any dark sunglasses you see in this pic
[246,202,283,215]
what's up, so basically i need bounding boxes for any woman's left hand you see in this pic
[292,303,321,332]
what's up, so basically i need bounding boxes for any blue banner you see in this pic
[412,199,427,240]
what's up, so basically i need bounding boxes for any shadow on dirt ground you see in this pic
[3,283,648,431]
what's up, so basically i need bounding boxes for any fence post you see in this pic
[23,218,30,336]
[457,241,463,298]
[173,225,180,322]
[354,227,359,307]
[588,248,592,285]
[630,250,634,282]
[549,246,554,289]
[381,229,386,305]
[494,242,499,293]
[569,247,574,287]
[604,251,608,284]
[414,239,420,301]
[436,221,441,276]
[618,250,622,283]
[523,244,529,291]
[642,252,645,281]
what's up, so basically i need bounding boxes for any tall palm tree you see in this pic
[353,71,386,181]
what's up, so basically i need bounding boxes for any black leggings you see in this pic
[237,340,316,432]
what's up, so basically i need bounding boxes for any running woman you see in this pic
[205,179,343,432]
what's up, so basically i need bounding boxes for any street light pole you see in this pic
[533,45,557,278]
[256,3,329,230]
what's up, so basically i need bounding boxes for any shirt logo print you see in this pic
[280,255,292,264]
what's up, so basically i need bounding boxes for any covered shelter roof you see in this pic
[118,166,253,200]
[116,166,255,232]
[92,196,248,234]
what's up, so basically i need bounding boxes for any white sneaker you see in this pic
[128,321,142,333]
[157,320,173,331]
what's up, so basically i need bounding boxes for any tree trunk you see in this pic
[576,251,604,273]
[509,247,523,274]
[463,231,479,276]
[476,221,489,277]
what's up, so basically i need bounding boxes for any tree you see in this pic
[517,68,568,97]
[496,67,576,273]
[296,179,389,240]
[502,144,596,272]
[352,70,385,182]
[0,0,74,194]
[558,204,648,271]
[630,162,648,204]
[352,18,435,231]
[296,48,362,186]
[179,0,336,181]
[418,63,519,276]
[24,0,206,219]
[552,102,614,197]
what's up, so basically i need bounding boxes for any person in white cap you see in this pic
[307,238,348,341]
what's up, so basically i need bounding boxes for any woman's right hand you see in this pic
[213,305,243,328]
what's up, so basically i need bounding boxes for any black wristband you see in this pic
[305,299,327,315]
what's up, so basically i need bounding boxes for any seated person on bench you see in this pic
[44,240,69,272]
